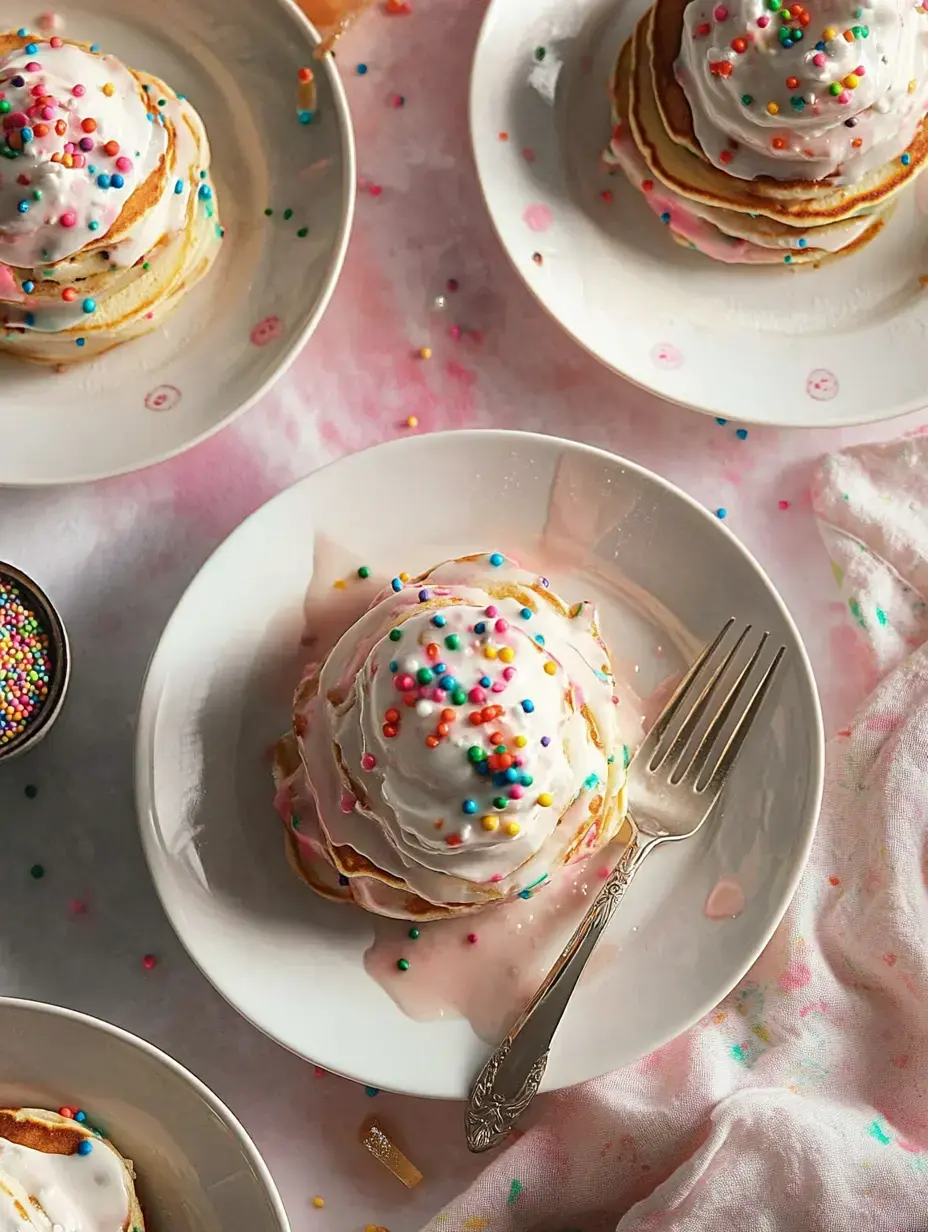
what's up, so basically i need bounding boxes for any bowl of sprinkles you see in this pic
[0,562,70,761]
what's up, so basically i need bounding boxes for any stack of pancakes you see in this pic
[0,1106,144,1230]
[0,30,221,363]
[273,554,634,921]
[605,0,928,264]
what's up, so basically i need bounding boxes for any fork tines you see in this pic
[642,619,785,794]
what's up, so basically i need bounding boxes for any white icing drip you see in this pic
[676,0,928,183]
[0,1135,130,1231]
[295,555,627,910]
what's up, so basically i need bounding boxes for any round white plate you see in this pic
[0,997,290,1232]
[470,0,928,427]
[0,0,355,485]
[136,431,824,1099]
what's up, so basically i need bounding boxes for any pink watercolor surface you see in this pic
[1,4,928,1232]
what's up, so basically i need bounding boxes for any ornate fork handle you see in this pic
[464,830,654,1153]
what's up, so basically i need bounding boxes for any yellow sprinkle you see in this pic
[399,572,409,582]
[823,25,836,38]
[543,661,557,675]
[503,821,520,836]
[312,1197,325,1209]
[102,82,115,96]
[910,78,918,93]
[405,415,419,428]
[62,152,73,167]
[513,734,527,748]
[537,792,553,807]
[418,346,432,359]
[844,73,859,88]
[483,646,498,660]
[498,646,515,663]
[481,815,499,831]
[766,101,779,115]
[333,579,347,590]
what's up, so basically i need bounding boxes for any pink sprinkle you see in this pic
[856,65,865,75]
[142,954,158,970]
[361,753,376,770]
[368,184,383,197]
[469,686,487,703]
[599,866,610,879]
[391,93,404,107]
[59,209,77,228]
[757,13,769,25]
[340,792,357,813]
[395,673,415,691]
[115,155,132,171]
[8,112,28,128]
[64,141,75,154]
[778,499,790,510]
[69,898,88,916]
[72,84,85,97]
[25,62,41,73]
[813,52,825,66]
[41,105,55,120]
[449,324,462,340]
[490,873,503,883]
[50,36,63,48]
[72,154,84,167]
[713,4,728,18]
[494,618,509,633]
[432,688,446,701]
[31,84,44,97]
[838,90,850,103]
[509,785,525,799]
[485,605,498,618]
[313,1066,325,1077]
[467,933,478,944]
[491,682,506,693]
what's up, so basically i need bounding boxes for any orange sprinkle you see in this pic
[402,693,417,707]
[469,711,485,726]
[852,137,862,147]
[102,82,115,96]
[81,117,97,132]
[843,28,855,40]
[104,139,119,156]
[440,708,455,722]
[489,730,505,745]
[445,833,462,846]
[385,708,400,723]
[772,137,786,149]
[34,123,48,137]
[298,66,314,83]
[436,723,450,737]
[641,178,654,192]
[828,876,841,886]
[62,288,77,302]
[786,76,799,88]
[498,131,509,141]
[425,735,440,748]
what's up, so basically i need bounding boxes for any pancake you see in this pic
[0,32,221,363]
[273,554,635,921]
[0,1106,144,1230]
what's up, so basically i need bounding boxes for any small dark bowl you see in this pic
[0,562,70,763]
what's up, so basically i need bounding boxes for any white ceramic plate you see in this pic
[470,0,928,427]
[0,0,355,485]
[0,997,290,1232]
[136,430,824,1099]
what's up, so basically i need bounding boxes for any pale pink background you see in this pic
[0,2,926,1228]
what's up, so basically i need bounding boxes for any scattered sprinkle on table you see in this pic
[365,1086,380,1097]
[736,428,748,440]
[29,863,45,880]
[778,499,791,510]
[142,953,157,970]
[356,63,368,75]
[312,1195,325,1209]
[418,346,432,359]
[716,507,727,519]
[0,575,52,747]
[404,415,419,428]
[24,783,37,799]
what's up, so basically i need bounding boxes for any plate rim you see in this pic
[467,0,927,431]
[0,994,292,1231]
[134,428,826,1098]
[4,0,357,489]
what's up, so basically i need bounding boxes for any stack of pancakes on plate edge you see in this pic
[0,1106,145,1230]
[0,30,222,364]
[604,0,928,265]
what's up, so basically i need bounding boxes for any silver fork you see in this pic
[464,619,785,1154]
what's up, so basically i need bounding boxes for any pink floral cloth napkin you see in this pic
[422,438,928,1232]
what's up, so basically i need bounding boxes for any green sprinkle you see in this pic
[24,784,37,799]
[451,689,467,705]
[142,262,150,271]
[264,207,273,216]
[408,927,420,940]
[741,94,753,106]
[622,744,631,768]
[29,864,44,880]
[291,815,300,829]
[876,607,888,626]
[468,746,487,763]
[534,46,546,60]
[508,1180,524,1204]
[416,667,434,685]
[397,958,410,972]
[493,796,508,809]
[357,565,371,579]
[283,207,293,220]
[296,227,309,238]
[388,628,402,642]
[444,633,461,650]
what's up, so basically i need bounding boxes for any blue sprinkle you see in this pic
[200,169,207,178]
[74,1111,86,1124]
[474,622,486,635]
[462,799,477,815]
[583,772,600,790]
[475,761,490,776]
[815,39,825,49]
[24,42,37,54]
[90,43,100,52]
[433,663,447,675]
[519,889,532,899]
[365,1086,380,1097]
[76,338,85,347]
[24,313,35,327]
[784,255,792,264]
[716,507,727,519]
[147,114,154,122]
[716,417,727,425]
[541,736,551,747]
[298,110,314,125]
[16,27,27,35]
[534,634,545,646]
[736,428,748,440]
[660,211,671,224]
[431,614,446,627]
[110,173,125,189]
[389,661,398,672]
[521,699,535,713]
[439,675,456,691]
[520,774,533,786]
[338,875,349,886]
[20,127,33,143]
[902,153,912,166]
[479,676,491,688]
[520,607,532,619]
[77,1140,92,1156]
[391,577,402,592]
[418,589,429,601]
[82,298,96,314]
[17,200,29,213]
[489,552,504,567]
[97,174,111,189]
[88,220,100,232]
[356,62,368,74]
[198,183,212,200]
[798,238,807,248]
[493,771,508,787]
[504,767,519,783]
[22,279,34,292]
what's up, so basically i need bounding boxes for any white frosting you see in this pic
[0,1134,130,1231]
[0,36,215,334]
[290,555,628,912]
[676,0,928,183]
